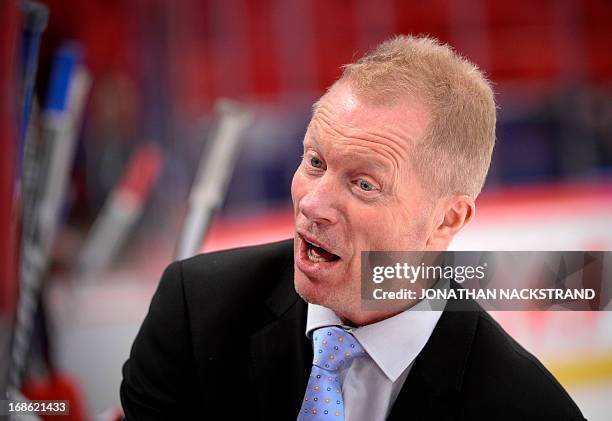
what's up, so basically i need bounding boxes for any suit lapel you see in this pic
[387,373,456,421]
[248,257,482,421]
[250,256,312,420]
[388,289,481,421]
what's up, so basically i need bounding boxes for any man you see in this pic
[121,35,586,420]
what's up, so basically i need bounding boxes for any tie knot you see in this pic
[311,326,365,371]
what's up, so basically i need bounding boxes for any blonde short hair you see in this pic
[324,35,496,198]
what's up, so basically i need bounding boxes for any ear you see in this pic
[426,195,475,250]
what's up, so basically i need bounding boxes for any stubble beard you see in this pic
[294,271,357,315]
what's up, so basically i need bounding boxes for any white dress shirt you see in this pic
[304,299,443,421]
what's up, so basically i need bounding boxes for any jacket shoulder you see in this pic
[179,238,294,302]
[121,240,296,419]
[461,311,585,420]
[181,239,293,281]
[121,261,199,418]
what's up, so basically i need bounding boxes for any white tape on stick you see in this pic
[174,99,253,260]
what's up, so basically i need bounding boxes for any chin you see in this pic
[293,270,322,304]
[294,269,354,314]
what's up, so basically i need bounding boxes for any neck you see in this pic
[335,304,412,327]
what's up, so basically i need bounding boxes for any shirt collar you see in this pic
[305,299,443,382]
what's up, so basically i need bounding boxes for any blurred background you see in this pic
[1,0,611,419]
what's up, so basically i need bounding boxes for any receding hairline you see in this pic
[311,34,497,199]
[311,79,435,155]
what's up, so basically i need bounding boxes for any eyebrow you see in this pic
[342,151,392,176]
[304,130,319,147]
[305,131,394,177]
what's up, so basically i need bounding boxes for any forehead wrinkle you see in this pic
[312,125,403,182]
[312,107,409,175]
[315,101,414,157]
[336,140,398,176]
[316,83,429,146]
[332,146,396,182]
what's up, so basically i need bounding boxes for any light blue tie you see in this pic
[298,326,366,420]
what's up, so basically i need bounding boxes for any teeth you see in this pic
[307,246,332,263]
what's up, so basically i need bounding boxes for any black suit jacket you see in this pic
[121,240,586,420]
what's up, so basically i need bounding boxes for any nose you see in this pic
[298,174,340,225]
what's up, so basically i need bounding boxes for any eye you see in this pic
[358,179,375,191]
[310,156,324,169]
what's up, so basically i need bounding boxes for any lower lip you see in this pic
[295,234,342,278]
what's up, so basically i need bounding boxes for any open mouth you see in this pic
[303,237,340,264]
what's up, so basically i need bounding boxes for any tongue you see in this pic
[311,245,338,261]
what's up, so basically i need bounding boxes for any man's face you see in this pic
[291,83,435,317]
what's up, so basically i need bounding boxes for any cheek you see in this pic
[350,206,419,249]
[345,206,394,246]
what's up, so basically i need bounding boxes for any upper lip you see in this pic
[297,230,340,258]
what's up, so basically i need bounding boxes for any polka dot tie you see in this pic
[297,326,366,420]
